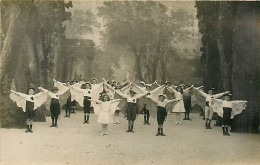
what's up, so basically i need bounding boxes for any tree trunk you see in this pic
[231,3,260,133]
[134,52,144,81]
[0,2,32,128]
[160,58,166,84]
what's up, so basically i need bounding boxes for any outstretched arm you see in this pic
[38,87,51,94]
[114,90,129,99]
[135,91,149,99]
[10,90,27,98]
[183,85,194,93]
[166,98,180,103]
[214,91,230,99]
[167,87,177,94]
[110,99,122,103]
[194,88,208,98]
[71,86,83,93]
[146,95,159,104]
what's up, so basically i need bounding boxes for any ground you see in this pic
[1,111,260,165]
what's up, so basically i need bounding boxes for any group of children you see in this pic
[9,78,247,137]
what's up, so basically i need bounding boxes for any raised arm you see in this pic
[38,87,51,94]
[166,98,180,104]
[71,86,83,93]
[135,91,149,99]
[183,85,194,93]
[54,79,68,91]
[214,91,230,99]
[146,95,159,104]
[10,90,27,98]
[110,99,122,103]
[114,90,129,99]
[194,88,208,98]
[167,87,177,94]
[57,87,70,96]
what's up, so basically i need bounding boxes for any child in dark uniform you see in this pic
[10,88,47,133]
[147,94,180,136]
[65,81,71,118]
[115,89,148,132]
[222,94,232,136]
[183,85,192,120]
[143,85,152,125]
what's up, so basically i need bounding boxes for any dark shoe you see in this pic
[50,124,55,127]
[29,129,33,133]
[126,129,131,132]
[146,122,150,125]
[83,120,87,124]
[155,132,160,136]
[187,118,192,121]
[208,123,212,129]
[55,124,58,128]
[25,129,30,133]
[183,118,187,120]
[225,127,230,136]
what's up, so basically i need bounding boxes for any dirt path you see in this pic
[1,111,260,165]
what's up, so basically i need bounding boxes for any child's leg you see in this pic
[204,106,209,128]
[156,124,160,136]
[86,113,90,123]
[104,124,108,134]
[54,113,58,127]
[51,111,55,126]
[207,108,213,129]
[161,124,166,136]
[131,121,134,132]
[29,119,33,133]
[175,113,178,123]
[101,124,105,135]
[25,119,30,133]
[147,110,150,124]
[126,120,131,132]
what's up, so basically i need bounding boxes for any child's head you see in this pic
[140,81,145,88]
[52,87,59,93]
[28,88,34,95]
[158,94,166,102]
[176,86,183,93]
[85,82,91,89]
[184,85,190,89]
[101,93,110,101]
[146,85,152,91]
[224,94,232,101]
[129,90,136,97]
[208,88,214,95]
[66,81,71,86]
[92,78,97,84]
[165,81,171,86]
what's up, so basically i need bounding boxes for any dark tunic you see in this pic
[157,106,167,124]
[71,100,76,106]
[222,107,232,125]
[65,95,72,110]
[127,102,138,121]
[50,98,60,116]
[83,96,91,113]
[26,101,34,120]
[183,94,191,113]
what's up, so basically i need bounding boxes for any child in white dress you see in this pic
[90,93,121,135]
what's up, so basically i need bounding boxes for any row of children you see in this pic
[9,78,247,136]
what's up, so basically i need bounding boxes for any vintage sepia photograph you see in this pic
[0,0,259,165]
